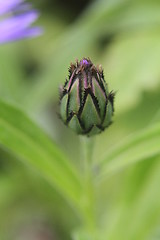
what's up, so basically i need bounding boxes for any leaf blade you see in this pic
[99,123,160,181]
[0,99,83,209]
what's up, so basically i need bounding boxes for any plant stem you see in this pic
[80,136,98,239]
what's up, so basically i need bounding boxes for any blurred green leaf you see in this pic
[0,99,83,211]
[101,155,160,240]
[99,123,160,182]
[103,30,160,114]
[93,88,160,163]
[0,45,25,103]
[121,155,160,240]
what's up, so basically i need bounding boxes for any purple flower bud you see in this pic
[59,58,115,137]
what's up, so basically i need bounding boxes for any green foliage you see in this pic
[0,0,160,239]
[99,123,160,181]
[0,100,83,210]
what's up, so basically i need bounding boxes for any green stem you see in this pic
[80,136,98,239]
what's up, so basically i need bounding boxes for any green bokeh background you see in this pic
[0,0,160,239]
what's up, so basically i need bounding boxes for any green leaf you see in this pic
[102,155,160,240]
[103,31,160,114]
[98,123,160,182]
[0,99,83,211]
[0,45,25,103]
[122,156,160,240]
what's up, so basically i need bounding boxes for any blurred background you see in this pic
[0,0,160,239]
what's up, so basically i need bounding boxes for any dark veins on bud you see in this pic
[59,58,115,137]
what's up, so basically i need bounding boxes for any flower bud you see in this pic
[59,58,114,136]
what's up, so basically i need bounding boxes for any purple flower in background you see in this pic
[0,0,42,44]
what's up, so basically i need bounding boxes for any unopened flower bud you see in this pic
[59,58,115,136]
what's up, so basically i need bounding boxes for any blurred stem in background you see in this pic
[80,136,98,240]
